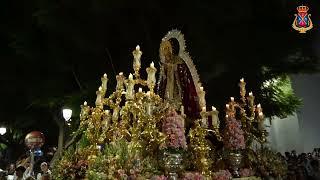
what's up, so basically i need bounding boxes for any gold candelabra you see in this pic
[224,78,267,146]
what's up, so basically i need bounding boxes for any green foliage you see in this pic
[87,139,161,179]
[261,75,302,118]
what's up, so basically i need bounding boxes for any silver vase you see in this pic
[163,151,183,180]
[227,151,242,178]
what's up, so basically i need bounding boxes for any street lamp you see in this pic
[62,108,72,122]
[0,127,6,135]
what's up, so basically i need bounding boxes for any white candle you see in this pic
[105,110,110,114]
[138,88,142,93]
[199,87,206,108]
[226,104,230,109]
[129,73,133,80]
[84,101,87,106]
[136,45,140,51]
[226,115,229,118]
[240,78,244,83]
[181,105,185,115]
[150,61,154,68]
[119,72,123,76]
[126,74,135,100]
[98,86,102,92]
[257,104,261,108]
[103,73,107,78]
[230,97,234,102]
[211,110,219,127]
[249,92,253,96]
[146,91,151,97]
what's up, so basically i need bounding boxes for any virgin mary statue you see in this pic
[157,30,205,120]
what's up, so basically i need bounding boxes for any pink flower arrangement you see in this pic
[240,168,255,177]
[151,175,168,180]
[160,109,187,150]
[182,172,205,180]
[213,170,232,180]
[223,116,245,150]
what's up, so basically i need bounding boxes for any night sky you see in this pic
[0,0,319,159]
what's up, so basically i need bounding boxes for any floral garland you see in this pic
[160,109,187,151]
[213,170,232,180]
[223,116,245,150]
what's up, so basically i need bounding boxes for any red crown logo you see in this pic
[297,5,309,13]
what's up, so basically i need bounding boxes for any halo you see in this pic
[159,29,186,63]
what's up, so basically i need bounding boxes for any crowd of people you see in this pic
[285,148,320,180]
[0,161,51,180]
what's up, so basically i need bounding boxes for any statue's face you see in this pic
[162,41,173,62]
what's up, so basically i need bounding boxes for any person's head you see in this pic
[15,166,26,178]
[40,162,48,172]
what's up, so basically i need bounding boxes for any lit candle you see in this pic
[133,45,142,72]
[226,114,229,118]
[257,104,261,108]
[146,91,151,97]
[129,73,133,80]
[226,104,230,109]
[146,63,157,90]
[101,73,108,93]
[138,88,142,93]
[84,101,87,106]
[116,72,125,90]
[247,91,255,106]
[240,78,244,83]
[199,86,206,108]
[201,106,207,128]
[230,97,234,102]
[105,110,110,115]
[258,112,265,130]
[95,87,103,107]
[126,74,135,100]
[211,106,219,127]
